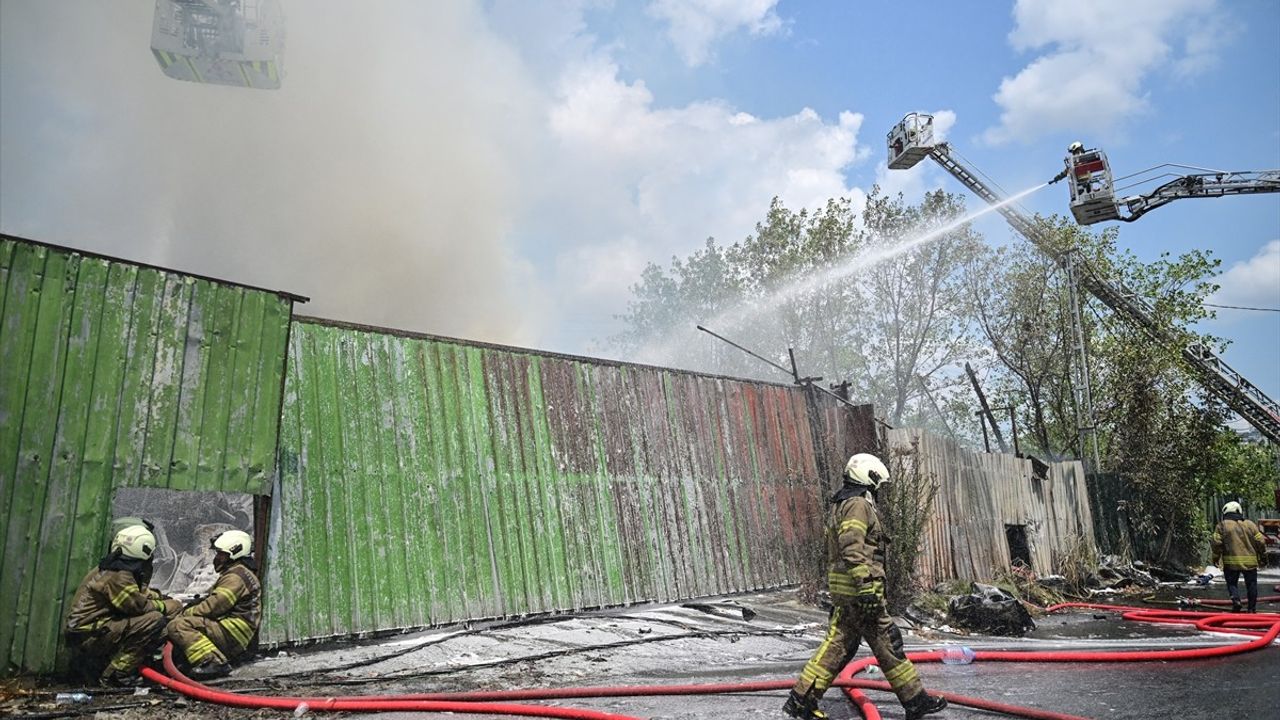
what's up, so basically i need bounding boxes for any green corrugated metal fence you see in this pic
[0,236,295,674]
[264,318,863,643]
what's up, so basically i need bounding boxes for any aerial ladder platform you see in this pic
[1060,146,1280,225]
[886,113,1280,444]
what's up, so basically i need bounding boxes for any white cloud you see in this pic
[540,56,867,341]
[1211,240,1280,310]
[982,0,1228,145]
[646,0,783,66]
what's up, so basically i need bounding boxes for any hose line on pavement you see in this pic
[142,604,1280,720]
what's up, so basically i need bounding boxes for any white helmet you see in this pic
[843,453,890,489]
[112,525,157,560]
[1222,501,1243,515]
[1068,141,1084,154]
[212,530,253,560]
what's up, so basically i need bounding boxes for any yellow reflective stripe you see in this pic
[220,617,253,647]
[153,48,172,68]
[838,518,868,534]
[1222,555,1258,564]
[185,636,218,663]
[855,581,883,596]
[214,586,239,604]
[238,62,253,87]
[884,661,919,689]
[107,652,136,671]
[111,584,140,609]
[266,61,277,83]
[183,56,204,83]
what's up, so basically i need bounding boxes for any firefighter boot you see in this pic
[782,689,828,719]
[903,692,948,720]
[99,668,143,687]
[189,658,232,679]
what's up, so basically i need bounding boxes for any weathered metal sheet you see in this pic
[0,236,295,674]
[886,428,1094,585]
[265,318,867,644]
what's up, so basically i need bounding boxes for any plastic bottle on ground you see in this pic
[54,692,92,704]
[940,646,975,665]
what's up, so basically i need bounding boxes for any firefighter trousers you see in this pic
[792,601,925,705]
[69,611,167,680]
[166,615,251,666]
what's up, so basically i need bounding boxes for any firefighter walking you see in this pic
[1211,501,1267,613]
[166,529,261,678]
[784,453,947,720]
[64,524,183,686]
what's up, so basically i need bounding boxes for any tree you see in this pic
[614,189,982,431]
[966,214,1274,565]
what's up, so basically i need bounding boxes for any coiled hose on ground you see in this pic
[139,602,1280,720]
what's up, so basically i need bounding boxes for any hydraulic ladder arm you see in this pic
[885,114,1280,443]
[1117,169,1280,222]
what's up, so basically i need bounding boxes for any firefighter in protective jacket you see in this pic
[64,524,183,686]
[784,453,947,720]
[166,529,261,678]
[1211,501,1267,613]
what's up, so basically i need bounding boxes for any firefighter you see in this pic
[784,453,947,720]
[1211,501,1267,613]
[64,524,183,686]
[166,529,260,678]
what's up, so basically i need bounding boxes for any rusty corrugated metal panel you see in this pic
[265,319,871,644]
[0,236,294,674]
[886,428,1094,585]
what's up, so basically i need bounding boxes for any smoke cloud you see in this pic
[2,1,874,354]
[1,1,545,342]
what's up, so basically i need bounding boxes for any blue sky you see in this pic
[2,0,1277,400]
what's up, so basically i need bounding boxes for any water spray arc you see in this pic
[701,183,1048,335]
[642,182,1051,373]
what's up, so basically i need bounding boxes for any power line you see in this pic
[1203,302,1280,313]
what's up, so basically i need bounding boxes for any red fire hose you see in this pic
[141,604,1280,720]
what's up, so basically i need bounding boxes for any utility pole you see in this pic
[1065,250,1104,472]
[915,375,958,442]
[965,362,1008,453]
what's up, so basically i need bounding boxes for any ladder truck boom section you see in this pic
[1061,144,1280,225]
[886,113,1280,443]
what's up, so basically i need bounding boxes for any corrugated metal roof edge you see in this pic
[293,314,856,396]
[1,233,310,303]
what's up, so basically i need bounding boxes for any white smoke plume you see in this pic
[1,1,545,342]
[2,1,869,353]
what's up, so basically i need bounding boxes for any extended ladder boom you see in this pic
[885,114,1280,442]
[1120,169,1280,222]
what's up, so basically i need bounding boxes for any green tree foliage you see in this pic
[967,216,1277,565]
[614,189,981,430]
[617,192,1278,569]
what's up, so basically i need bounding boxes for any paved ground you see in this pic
[5,569,1278,719]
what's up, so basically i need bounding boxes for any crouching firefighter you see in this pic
[64,524,183,686]
[784,453,947,720]
[166,530,260,678]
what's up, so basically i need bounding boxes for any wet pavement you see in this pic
[6,571,1278,719]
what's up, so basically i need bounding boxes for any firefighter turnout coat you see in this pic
[1212,513,1267,571]
[166,561,261,665]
